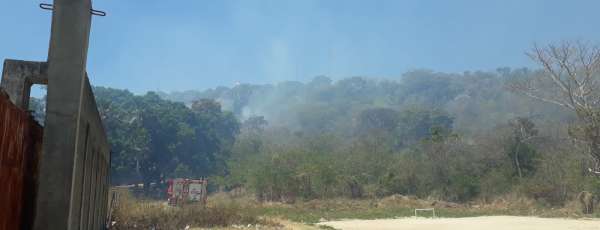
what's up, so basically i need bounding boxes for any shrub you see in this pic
[111,191,271,229]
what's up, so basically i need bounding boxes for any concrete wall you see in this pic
[34,75,110,230]
[0,60,47,110]
[71,76,110,230]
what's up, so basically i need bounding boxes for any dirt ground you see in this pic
[318,216,600,230]
[191,219,322,230]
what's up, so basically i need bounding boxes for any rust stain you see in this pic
[0,91,43,230]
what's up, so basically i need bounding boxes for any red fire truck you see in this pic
[166,178,208,206]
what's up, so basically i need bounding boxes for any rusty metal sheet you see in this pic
[0,91,43,230]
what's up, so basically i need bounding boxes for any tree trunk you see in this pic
[514,141,523,178]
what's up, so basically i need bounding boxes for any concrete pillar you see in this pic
[34,0,93,229]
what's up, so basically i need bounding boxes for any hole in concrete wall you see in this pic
[29,84,47,125]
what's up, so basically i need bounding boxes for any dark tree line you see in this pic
[93,87,239,187]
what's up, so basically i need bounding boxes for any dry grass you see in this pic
[469,194,589,218]
[110,191,278,230]
[110,189,596,229]
[252,193,597,223]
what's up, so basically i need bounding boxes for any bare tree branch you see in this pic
[511,41,600,169]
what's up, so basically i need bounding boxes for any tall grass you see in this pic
[110,189,597,229]
[111,191,275,229]
[253,193,596,223]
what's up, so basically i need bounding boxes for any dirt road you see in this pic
[319,216,600,230]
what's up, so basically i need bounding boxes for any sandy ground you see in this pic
[191,219,321,230]
[319,216,600,230]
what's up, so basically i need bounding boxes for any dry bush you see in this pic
[468,192,595,217]
[111,191,276,230]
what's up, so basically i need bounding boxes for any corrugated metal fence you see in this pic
[0,91,43,230]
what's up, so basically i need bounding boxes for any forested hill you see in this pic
[157,68,571,136]
[89,66,592,204]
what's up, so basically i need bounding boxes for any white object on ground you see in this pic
[414,208,436,218]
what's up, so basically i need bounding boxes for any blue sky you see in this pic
[1,0,599,94]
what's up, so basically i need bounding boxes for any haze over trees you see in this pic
[64,42,600,210]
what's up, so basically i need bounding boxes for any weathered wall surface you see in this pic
[35,75,110,230]
[0,60,47,110]
[0,91,43,230]
[71,77,111,229]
